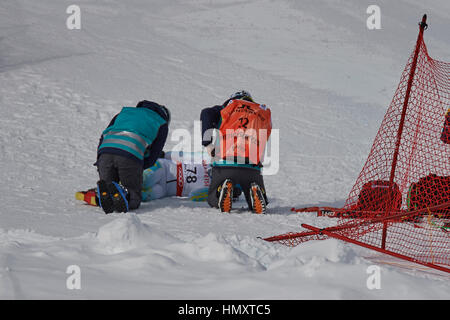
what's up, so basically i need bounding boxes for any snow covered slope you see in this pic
[0,0,449,299]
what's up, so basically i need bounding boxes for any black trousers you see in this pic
[207,166,268,211]
[96,153,143,210]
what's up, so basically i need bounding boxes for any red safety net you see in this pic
[265,16,450,273]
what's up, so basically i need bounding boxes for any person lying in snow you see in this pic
[76,152,242,210]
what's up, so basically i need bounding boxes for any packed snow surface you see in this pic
[0,0,449,299]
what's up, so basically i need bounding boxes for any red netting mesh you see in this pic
[266,19,450,272]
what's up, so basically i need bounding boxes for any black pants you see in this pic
[96,153,143,210]
[207,166,268,211]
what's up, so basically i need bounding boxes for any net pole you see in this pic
[381,14,428,249]
[302,224,450,274]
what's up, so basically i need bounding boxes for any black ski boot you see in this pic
[96,180,129,214]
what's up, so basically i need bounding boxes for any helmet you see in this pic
[136,100,171,125]
[159,105,171,125]
[230,90,253,102]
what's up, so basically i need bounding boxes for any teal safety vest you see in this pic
[99,107,166,160]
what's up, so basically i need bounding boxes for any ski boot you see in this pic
[75,188,98,206]
[96,180,129,214]
[218,179,233,213]
[250,182,267,214]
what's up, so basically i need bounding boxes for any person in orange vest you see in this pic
[200,90,272,214]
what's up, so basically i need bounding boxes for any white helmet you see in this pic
[230,90,254,102]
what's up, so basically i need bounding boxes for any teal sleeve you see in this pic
[188,187,209,202]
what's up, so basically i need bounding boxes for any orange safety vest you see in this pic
[218,99,272,165]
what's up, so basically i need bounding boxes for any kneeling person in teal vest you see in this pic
[95,100,170,214]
